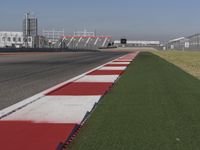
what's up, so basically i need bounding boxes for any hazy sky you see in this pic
[1,0,200,42]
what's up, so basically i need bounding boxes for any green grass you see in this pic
[153,51,200,79]
[68,52,200,150]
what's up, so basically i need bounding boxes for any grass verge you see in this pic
[153,51,200,79]
[68,52,200,150]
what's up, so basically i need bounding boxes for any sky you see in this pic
[1,0,200,42]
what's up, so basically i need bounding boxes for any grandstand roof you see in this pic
[169,37,185,43]
[62,36,112,39]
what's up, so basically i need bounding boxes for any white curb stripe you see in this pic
[74,75,119,83]
[109,62,130,65]
[99,66,127,70]
[2,96,101,124]
[116,59,133,62]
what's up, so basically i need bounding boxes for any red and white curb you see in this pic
[0,51,139,150]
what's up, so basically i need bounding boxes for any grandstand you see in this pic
[59,30,112,49]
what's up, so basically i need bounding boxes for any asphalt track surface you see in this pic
[0,51,127,110]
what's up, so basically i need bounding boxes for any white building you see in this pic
[0,31,23,48]
[114,40,160,47]
[167,37,189,50]
[0,31,33,48]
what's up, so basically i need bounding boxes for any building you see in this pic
[166,34,200,50]
[23,13,38,37]
[23,12,38,48]
[0,13,39,48]
[187,34,200,50]
[0,12,50,48]
[166,37,189,50]
[0,31,23,48]
[114,40,160,47]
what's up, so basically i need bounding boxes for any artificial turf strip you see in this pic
[68,52,200,150]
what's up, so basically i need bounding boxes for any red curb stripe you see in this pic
[0,121,76,150]
[88,70,124,75]
[47,82,113,96]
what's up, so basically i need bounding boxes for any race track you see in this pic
[0,51,127,110]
